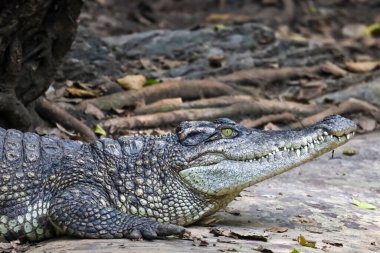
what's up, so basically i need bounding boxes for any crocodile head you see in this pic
[177,115,356,200]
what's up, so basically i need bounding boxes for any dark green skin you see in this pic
[0,115,356,242]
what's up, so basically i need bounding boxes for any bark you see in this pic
[0,0,83,130]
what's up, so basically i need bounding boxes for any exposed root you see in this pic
[240,112,298,128]
[217,63,341,86]
[84,79,238,111]
[36,97,97,142]
[135,95,253,115]
[291,98,380,128]
[102,98,319,130]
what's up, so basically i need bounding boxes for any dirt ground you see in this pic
[26,132,379,253]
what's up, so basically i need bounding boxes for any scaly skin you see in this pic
[0,115,356,242]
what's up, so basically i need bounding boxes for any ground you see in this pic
[26,133,379,253]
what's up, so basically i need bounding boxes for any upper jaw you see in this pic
[188,115,357,165]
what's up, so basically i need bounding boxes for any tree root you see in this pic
[134,95,253,115]
[217,63,341,86]
[102,98,319,130]
[240,112,298,128]
[36,97,97,142]
[291,98,380,128]
[84,79,238,111]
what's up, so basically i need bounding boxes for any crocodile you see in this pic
[0,115,356,242]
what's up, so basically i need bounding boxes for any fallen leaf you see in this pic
[352,200,376,210]
[66,87,100,98]
[322,239,343,247]
[117,75,146,90]
[365,23,380,37]
[297,234,317,248]
[56,123,77,137]
[94,124,107,136]
[264,226,288,233]
[290,248,300,253]
[345,61,380,73]
[342,149,357,156]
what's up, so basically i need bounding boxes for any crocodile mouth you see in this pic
[188,130,355,167]
[237,131,355,164]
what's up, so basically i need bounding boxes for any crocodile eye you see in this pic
[221,128,235,138]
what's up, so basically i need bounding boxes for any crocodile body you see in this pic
[0,115,356,242]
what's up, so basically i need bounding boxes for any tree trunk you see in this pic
[0,0,83,130]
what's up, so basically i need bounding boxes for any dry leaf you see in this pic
[345,61,380,73]
[56,123,77,137]
[66,87,100,98]
[264,226,288,233]
[342,149,357,156]
[297,234,317,248]
[117,75,146,90]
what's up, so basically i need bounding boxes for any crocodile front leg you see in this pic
[48,185,186,240]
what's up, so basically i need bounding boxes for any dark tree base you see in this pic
[0,0,83,130]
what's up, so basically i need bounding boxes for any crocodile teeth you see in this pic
[323,131,328,136]
[346,133,351,139]
[296,149,301,157]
